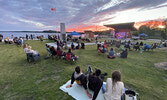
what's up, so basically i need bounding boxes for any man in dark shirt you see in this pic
[71,42,75,50]
[88,69,103,100]
[120,48,128,58]
[66,66,92,99]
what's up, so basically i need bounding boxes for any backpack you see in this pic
[123,90,140,100]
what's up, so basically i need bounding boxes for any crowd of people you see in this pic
[66,66,124,100]
[97,39,167,59]
[26,34,43,40]
[2,34,167,99]
[45,44,78,61]
[0,34,44,45]
[97,40,128,59]
[3,36,24,46]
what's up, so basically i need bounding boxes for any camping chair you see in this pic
[98,48,106,55]
[65,53,75,64]
[50,49,57,59]
[46,48,52,57]
[66,53,72,60]
[57,50,63,59]
[26,53,40,62]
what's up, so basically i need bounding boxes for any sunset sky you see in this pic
[0,0,167,32]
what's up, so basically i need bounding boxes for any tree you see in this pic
[139,25,152,36]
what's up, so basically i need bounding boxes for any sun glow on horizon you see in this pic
[65,25,113,32]
[134,18,166,30]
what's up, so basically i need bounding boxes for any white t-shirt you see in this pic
[104,78,124,100]
[24,48,28,53]
[27,49,36,54]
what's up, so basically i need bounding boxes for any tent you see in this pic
[139,33,148,37]
[69,31,82,36]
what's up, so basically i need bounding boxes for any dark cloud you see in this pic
[0,0,166,31]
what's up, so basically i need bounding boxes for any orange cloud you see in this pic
[134,18,166,30]
[66,25,113,32]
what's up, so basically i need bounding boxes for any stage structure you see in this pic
[60,23,66,41]
[104,22,136,39]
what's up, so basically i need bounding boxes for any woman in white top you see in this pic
[104,71,124,100]
[27,46,40,56]
[23,44,28,53]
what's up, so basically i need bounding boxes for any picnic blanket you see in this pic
[59,80,105,100]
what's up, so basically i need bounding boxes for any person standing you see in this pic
[11,34,14,39]
[31,34,33,40]
[39,35,43,43]
[26,34,28,40]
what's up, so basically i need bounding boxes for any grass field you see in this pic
[0,40,167,100]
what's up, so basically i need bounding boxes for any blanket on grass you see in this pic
[59,80,105,100]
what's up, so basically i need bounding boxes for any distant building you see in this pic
[84,30,94,38]
[104,22,136,39]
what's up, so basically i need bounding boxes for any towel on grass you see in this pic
[60,80,106,100]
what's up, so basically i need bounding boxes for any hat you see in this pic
[95,69,101,76]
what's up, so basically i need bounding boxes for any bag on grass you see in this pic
[123,90,140,100]
[44,56,50,60]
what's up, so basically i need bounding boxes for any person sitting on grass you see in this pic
[142,43,151,51]
[117,48,128,58]
[163,42,167,47]
[98,46,107,55]
[0,36,3,43]
[27,46,40,57]
[107,48,115,59]
[76,43,80,49]
[50,46,57,56]
[157,42,163,48]
[115,41,121,50]
[57,45,66,57]
[67,48,78,61]
[103,70,124,100]
[140,41,143,46]
[104,43,108,52]
[97,42,102,50]
[124,42,131,51]
[66,66,93,99]
[88,69,107,100]
[23,44,28,53]
[133,42,140,51]
[81,42,85,49]
[19,37,24,46]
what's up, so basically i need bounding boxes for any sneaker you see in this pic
[88,66,93,73]
[102,73,108,76]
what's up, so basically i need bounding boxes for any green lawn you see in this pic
[0,40,167,100]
